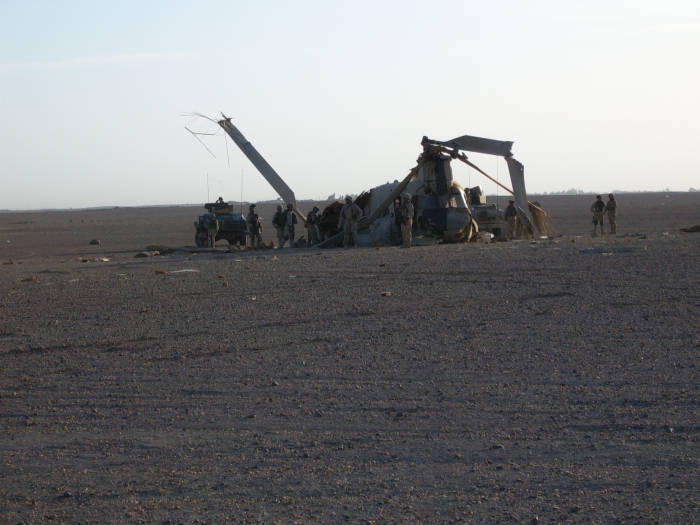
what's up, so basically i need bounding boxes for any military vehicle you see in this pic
[194,201,248,247]
[187,113,548,247]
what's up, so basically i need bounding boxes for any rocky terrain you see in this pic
[1,193,699,524]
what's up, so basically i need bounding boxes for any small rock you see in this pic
[155,270,168,275]
[21,276,36,282]
[491,444,504,449]
[89,239,100,245]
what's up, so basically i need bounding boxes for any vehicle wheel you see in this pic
[195,230,207,247]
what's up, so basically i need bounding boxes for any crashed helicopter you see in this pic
[189,113,548,247]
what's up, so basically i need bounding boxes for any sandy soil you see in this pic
[1,193,699,524]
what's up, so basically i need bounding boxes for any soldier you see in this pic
[247,204,263,249]
[339,196,363,248]
[283,203,297,248]
[505,199,518,239]
[307,206,320,246]
[606,193,617,234]
[591,195,606,234]
[272,204,286,248]
[399,193,414,248]
[393,198,403,242]
[207,213,218,247]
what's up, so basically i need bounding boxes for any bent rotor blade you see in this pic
[218,116,296,206]
[432,135,513,157]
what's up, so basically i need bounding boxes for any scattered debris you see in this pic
[169,269,199,274]
[146,244,170,252]
[21,276,37,282]
[138,308,150,313]
[134,252,157,258]
[223,281,229,287]
[680,225,700,233]
[580,247,646,254]
[218,274,226,279]
[381,292,392,297]
[289,275,297,279]
[89,239,100,245]
[80,258,109,263]
[155,270,168,275]
[3,260,13,265]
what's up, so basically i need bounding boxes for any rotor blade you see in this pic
[316,162,421,249]
[217,116,296,206]
[425,135,513,157]
[504,156,536,230]
[456,154,514,195]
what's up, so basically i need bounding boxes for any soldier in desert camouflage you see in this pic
[400,193,414,248]
[283,203,297,248]
[272,204,285,248]
[606,193,617,234]
[591,195,606,234]
[247,204,263,249]
[339,196,363,248]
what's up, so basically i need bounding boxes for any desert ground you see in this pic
[1,192,699,524]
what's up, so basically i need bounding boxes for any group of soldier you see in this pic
[242,193,415,249]
[591,194,617,234]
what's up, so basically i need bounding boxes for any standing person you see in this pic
[505,200,518,239]
[606,193,617,234]
[283,203,297,248]
[207,214,218,247]
[247,204,263,249]
[272,204,286,248]
[399,193,414,248]
[591,195,606,234]
[307,206,320,246]
[339,196,363,248]
[393,198,403,242]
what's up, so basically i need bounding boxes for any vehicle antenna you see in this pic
[496,156,499,208]
[207,174,210,203]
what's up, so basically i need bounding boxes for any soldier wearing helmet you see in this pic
[605,193,617,234]
[591,195,606,235]
[282,203,297,248]
[306,206,321,246]
[505,200,518,239]
[339,196,363,248]
[400,193,414,248]
[247,204,263,249]
[272,204,286,248]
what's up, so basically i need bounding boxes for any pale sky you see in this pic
[1,0,699,210]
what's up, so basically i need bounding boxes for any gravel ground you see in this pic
[1,193,699,524]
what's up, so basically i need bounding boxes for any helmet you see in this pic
[277,205,283,210]
[287,203,293,209]
[402,193,411,200]
[345,196,352,202]
[609,193,614,198]
[508,200,515,204]
[312,206,319,212]
[249,204,256,209]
